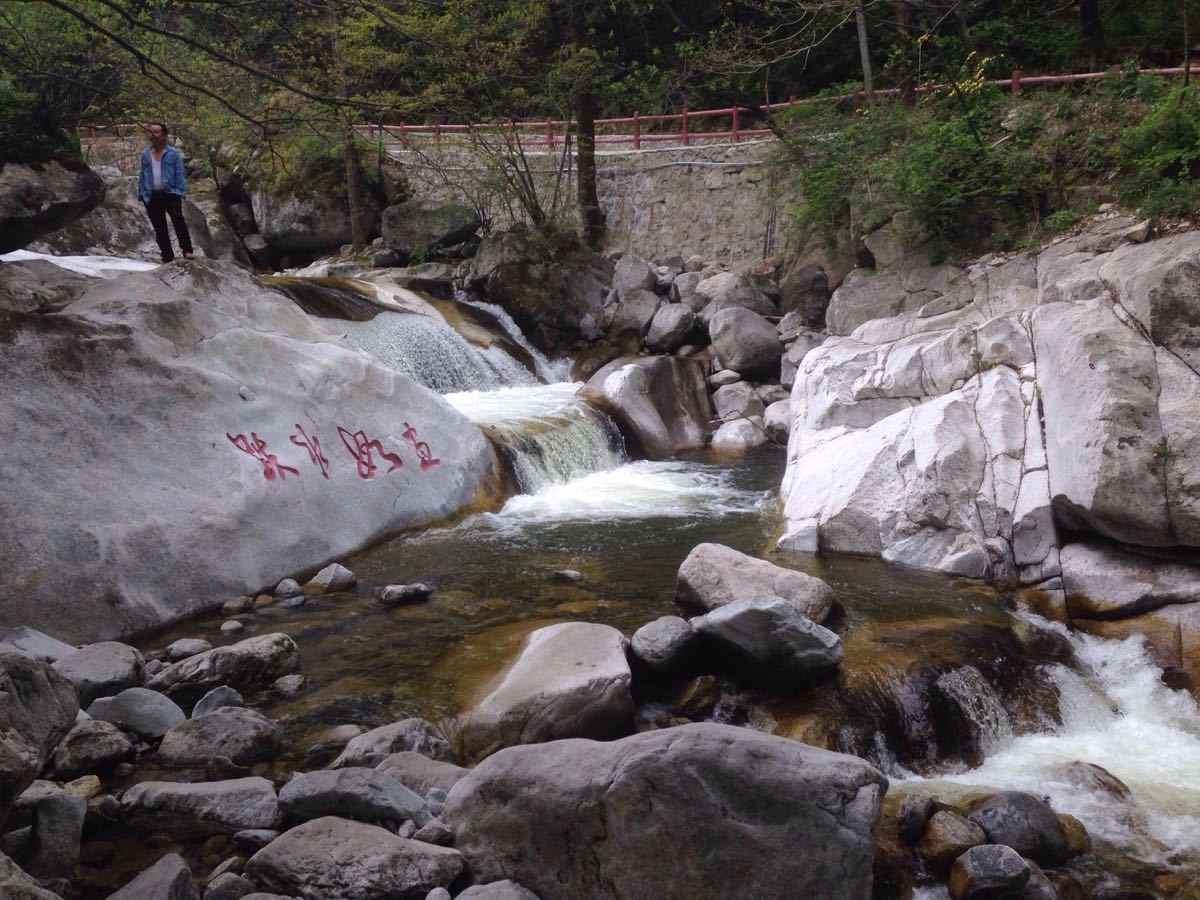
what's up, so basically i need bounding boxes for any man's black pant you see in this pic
[145,190,193,262]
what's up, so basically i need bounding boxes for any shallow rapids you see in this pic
[909,612,1200,874]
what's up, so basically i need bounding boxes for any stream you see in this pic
[11,252,1199,897]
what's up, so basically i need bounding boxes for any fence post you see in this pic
[434,123,442,144]
[681,107,689,146]
[731,107,740,142]
[398,121,406,147]
[633,111,640,150]
[546,118,553,150]
[1011,69,1021,94]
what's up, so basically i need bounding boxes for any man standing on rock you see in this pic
[138,122,194,263]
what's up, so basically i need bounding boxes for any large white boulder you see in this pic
[779,220,1200,588]
[0,260,497,642]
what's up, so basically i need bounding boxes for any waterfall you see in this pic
[446,383,622,493]
[268,276,540,393]
[461,295,572,383]
[934,665,1014,756]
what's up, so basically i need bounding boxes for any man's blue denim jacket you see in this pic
[138,144,187,203]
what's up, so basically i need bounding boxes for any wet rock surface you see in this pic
[675,542,834,622]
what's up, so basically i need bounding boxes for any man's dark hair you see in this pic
[149,121,169,137]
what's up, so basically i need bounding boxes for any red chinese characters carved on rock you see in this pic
[402,422,441,470]
[226,432,300,482]
[290,424,330,479]
[337,426,405,479]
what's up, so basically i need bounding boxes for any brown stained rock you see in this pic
[918,810,987,871]
[675,676,720,719]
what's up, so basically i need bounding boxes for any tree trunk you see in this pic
[954,1,974,52]
[344,123,367,253]
[574,90,605,250]
[896,1,916,105]
[855,0,875,102]
[1080,0,1106,69]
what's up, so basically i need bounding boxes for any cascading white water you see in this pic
[445,382,770,526]
[446,383,622,493]
[460,295,572,383]
[337,311,538,394]
[911,611,1200,873]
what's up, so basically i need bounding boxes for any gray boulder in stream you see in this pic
[0,259,497,643]
[691,596,843,687]
[459,622,633,762]
[442,722,887,900]
[148,634,298,706]
[580,356,714,459]
[676,543,835,623]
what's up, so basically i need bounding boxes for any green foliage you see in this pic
[1116,87,1200,220]
[0,79,78,164]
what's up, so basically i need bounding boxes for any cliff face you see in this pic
[780,216,1200,687]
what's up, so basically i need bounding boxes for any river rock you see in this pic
[780,330,824,388]
[468,229,612,352]
[1061,542,1200,619]
[712,381,765,422]
[442,722,886,900]
[0,260,497,643]
[108,852,198,900]
[148,634,299,705]
[274,579,302,599]
[375,752,469,798]
[204,872,255,900]
[644,303,698,353]
[25,788,85,879]
[629,616,695,675]
[918,810,987,870]
[695,272,776,323]
[381,199,480,259]
[779,264,831,327]
[763,400,790,443]
[279,768,429,827]
[948,844,1030,899]
[191,686,245,718]
[457,882,539,900]
[580,356,714,459]
[0,629,77,664]
[670,271,703,306]
[246,816,463,900]
[710,417,766,452]
[460,622,633,761]
[165,639,212,662]
[612,254,656,298]
[691,596,843,687]
[676,543,834,623]
[87,687,186,740]
[968,791,1073,865]
[601,288,661,347]
[52,642,144,707]
[303,563,355,595]
[377,583,432,607]
[333,718,454,768]
[0,849,61,899]
[709,308,782,379]
[159,708,282,767]
[50,720,134,779]
[121,778,281,833]
[0,160,107,253]
[251,187,370,255]
[0,653,79,828]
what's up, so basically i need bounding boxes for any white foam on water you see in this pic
[910,611,1200,868]
[462,297,572,382]
[492,459,769,524]
[1,249,158,277]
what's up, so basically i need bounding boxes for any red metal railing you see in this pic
[79,65,1200,152]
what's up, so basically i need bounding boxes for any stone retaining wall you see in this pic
[392,140,785,263]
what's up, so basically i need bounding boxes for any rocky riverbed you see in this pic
[3,161,1200,898]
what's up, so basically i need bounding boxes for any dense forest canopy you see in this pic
[2,0,1197,251]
